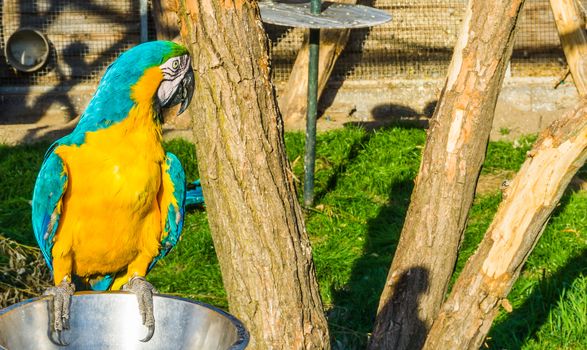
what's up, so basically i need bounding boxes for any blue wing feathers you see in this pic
[31,152,68,271]
[148,152,186,271]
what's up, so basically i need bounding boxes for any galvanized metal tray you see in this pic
[258,0,392,29]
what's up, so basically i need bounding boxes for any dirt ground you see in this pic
[1,78,584,196]
[0,76,580,145]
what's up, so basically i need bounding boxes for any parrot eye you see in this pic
[172,59,179,70]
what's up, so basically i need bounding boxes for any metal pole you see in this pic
[140,0,148,43]
[303,0,321,207]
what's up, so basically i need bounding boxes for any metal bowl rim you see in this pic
[4,27,51,72]
[0,291,249,350]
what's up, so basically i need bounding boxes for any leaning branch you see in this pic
[423,101,587,350]
[550,0,587,96]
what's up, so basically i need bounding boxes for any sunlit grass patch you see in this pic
[0,128,584,349]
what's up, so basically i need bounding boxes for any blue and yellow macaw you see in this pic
[31,41,194,344]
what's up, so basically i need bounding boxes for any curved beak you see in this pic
[164,68,194,116]
[177,68,194,115]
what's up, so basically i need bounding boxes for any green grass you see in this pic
[0,142,49,245]
[285,127,425,348]
[488,191,587,350]
[482,135,536,174]
[1,128,585,349]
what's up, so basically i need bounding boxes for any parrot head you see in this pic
[152,44,195,116]
[109,40,194,117]
[80,41,195,132]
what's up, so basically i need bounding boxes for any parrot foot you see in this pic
[43,280,76,346]
[123,276,157,342]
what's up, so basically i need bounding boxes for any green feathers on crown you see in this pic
[162,42,189,63]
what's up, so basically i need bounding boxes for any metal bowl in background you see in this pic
[4,28,50,73]
[0,292,249,350]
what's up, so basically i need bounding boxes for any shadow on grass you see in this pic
[312,118,426,204]
[313,130,373,203]
[490,247,587,349]
[326,157,584,349]
[327,179,416,349]
[369,266,429,350]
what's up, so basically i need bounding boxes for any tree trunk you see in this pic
[369,1,526,349]
[278,0,355,128]
[152,0,180,41]
[177,1,330,349]
[423,101,587,350]
[550,0,587,97]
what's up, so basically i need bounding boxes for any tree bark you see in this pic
[278,0,356,128]
[177,1,330,349]
[550,0,587,97]
[423,101,587,350]
[152,0,181,41]
[369,1,526,349]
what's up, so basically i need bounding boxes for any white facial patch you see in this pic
[157,54,191,106]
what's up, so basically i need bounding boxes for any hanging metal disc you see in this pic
[258,0,392,29]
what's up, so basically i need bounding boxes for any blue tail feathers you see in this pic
[186,179,204,207]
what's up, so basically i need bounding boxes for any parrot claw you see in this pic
[123,276,157,342]
[43,280,75,346]
[55,330,68,347]
[140,325,155,343]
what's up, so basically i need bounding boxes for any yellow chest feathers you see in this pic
[56,105,165,203]
[52,106,166,277]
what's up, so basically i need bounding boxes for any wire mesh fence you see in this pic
[0,0,155,87]
[269,0,580,83]
[511,0,571,76]
[0,0,582,90]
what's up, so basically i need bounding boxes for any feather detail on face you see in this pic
[157,54,194,116]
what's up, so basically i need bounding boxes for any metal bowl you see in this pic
[4,28,50,72]
[0,292,249,350]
